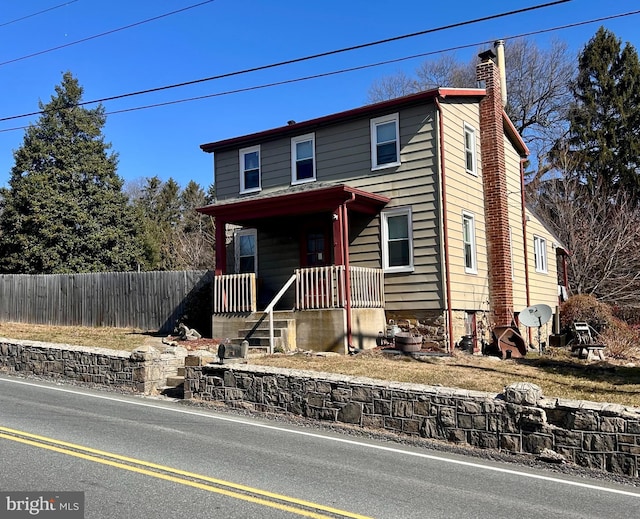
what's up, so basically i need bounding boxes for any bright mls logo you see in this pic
[0,492,84,518]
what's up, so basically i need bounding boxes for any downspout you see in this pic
[435,97,455,353]
[342,193,356,351]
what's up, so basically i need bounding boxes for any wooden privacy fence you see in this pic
[0,270,213,333]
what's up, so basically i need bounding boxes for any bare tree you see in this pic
[415,53,477,89]
[529,177,640,306]
[505,38,574,183]
[367,70,418,103]
[367,39,575,184]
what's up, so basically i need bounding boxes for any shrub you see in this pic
[599,318,640,360]
[560,294,613,332]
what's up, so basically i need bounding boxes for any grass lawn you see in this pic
[2,322,640,407]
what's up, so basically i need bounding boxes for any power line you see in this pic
[0,0,216,67]
[0,0,571,124]
[0,1,79,29]
[3,6,638,133]
[102,7,640,116]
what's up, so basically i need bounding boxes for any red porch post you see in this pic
[215,218,227,275]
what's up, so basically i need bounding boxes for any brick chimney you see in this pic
[477,49,514,328]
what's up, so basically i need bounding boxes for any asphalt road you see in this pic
[1,374,639,519]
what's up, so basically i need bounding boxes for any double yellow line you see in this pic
[0,426,372,519]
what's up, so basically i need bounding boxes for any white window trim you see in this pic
[381,206,414,273]
[371,113,401,170]
[534,235,548,274]
[239,145,261,194]
[291,133,316,185]
[462,211,477,274]
[234,228,258,274]
[464,123,477,176]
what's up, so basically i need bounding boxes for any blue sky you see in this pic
[1,0,639,192]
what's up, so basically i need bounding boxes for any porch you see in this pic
[212,266,386,353]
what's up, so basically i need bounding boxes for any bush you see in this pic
[561,295,640,360]
[599,318,640,360]
[560,294,613,332]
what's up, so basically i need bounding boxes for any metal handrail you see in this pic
[263,273,297,354]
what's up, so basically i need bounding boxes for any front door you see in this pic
[301,222,331,267]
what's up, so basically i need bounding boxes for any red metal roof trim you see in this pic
[502,111,529,157]
[200,88,486,153]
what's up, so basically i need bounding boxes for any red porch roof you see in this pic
[197,184,390,225]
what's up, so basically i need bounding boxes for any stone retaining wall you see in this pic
[184,363,640,478]
[0,337,182,394]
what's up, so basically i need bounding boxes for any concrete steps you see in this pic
[236,315,296,354]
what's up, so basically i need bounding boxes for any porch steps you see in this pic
[237,316,296,354]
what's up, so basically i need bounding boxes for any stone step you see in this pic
[177,366,185,377]
[164,375,185,388]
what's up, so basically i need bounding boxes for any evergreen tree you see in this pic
[562,27,640,196]
[0,72,143,273]
[131,177,216,271]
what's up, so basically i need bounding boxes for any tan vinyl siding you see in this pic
[504,134,528,311]
[525,210,559,311]
[440,99,489,310]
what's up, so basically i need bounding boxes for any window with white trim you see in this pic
[239,146,261,193]
[291,133,315,184]
[462,212,477,273]
[235,228,257,274]
[534,236,547,273]
[381,207,413,272]
[371,113,400,170]
[464,124,477,176]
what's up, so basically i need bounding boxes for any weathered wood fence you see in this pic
[0,270,213,334]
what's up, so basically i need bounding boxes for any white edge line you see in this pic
[2,375,639,498]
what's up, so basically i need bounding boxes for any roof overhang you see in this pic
[197,184,390,225]
[200,88,486,154]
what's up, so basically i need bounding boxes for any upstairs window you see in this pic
[464,124,477,176]
[462,212,477,273]
[381,207,413,273]
[534,236,548,273]
[240,146,261,193]
[291,134,316,184]
[371,114,400,170]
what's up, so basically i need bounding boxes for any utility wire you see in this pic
[0,0,216,67]
[102,7,640,117]
[0,1,79,29]
[0,0,571,124]
[3,5,638,132]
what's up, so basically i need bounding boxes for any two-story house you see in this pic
[197,42,566,354]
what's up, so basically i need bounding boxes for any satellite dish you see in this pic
[519,304,553,328]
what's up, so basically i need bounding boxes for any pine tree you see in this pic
[0,72,143,273]
[564,27,640,196]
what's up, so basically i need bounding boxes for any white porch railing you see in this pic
[348,266,385,308]
[296,266,346,310]
[213,273,256,313]
[212,267,384,314]
[295,266,384,310]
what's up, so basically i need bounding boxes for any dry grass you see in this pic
[2,322,640,407]
[0,322,149,351]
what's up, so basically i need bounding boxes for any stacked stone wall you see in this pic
[0,338,173,393]
[184,363,640,478]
